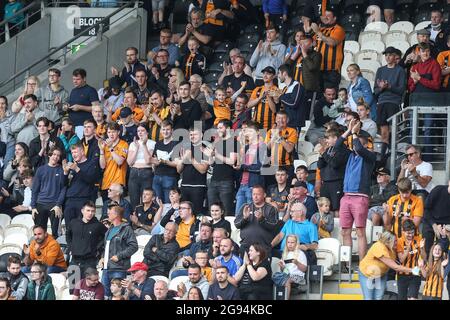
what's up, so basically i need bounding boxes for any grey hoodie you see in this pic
[183,276,210,300]
[10,108,46,145]
[250,40,286,80]
[0,112,14,144]
[41,84,69,125]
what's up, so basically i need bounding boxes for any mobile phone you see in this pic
[284,259,294,263]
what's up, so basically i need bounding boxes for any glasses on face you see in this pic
[30,271,41,274]
[407,152,417,157]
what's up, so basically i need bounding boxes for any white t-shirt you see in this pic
[361,118,377,138]
[284,250,307,278]
[128,140,156,166]
[22,187,32,207]
[406,161,435,193]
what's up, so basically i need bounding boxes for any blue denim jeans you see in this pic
[101,270,127,298]
[152,175,178,204]
[235,185,252,215]
[359,271,387,300]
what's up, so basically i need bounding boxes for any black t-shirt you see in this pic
[135,202,160,226]
[212,218,232,236]
[120,124,138,144]
[181,144,208,187]
[211,137,237,181]
[207,282,241,300]
[153,140,179,177]
[239,259,272,290]
[68,84,99,126]
[222,73,255,94]
[174,99,202,130]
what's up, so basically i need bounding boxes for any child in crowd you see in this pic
[291,165,314,196]
[177,37,206,79]
[356,98,377,138]
[311,197,334,239]
[274,234,307,300]
[118,107,138,144]
[110,278,127,300]
[419,243,447,300]
[11,168,33,215]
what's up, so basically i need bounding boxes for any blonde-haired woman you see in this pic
[359,231,417,300]
[166,68,185,105]
[12,75,43,113]
[346,63,376,118]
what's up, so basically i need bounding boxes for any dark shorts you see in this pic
[320,180,344,211]
[376,102,400,126]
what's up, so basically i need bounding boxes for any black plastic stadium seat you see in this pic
[172,0,190,24]
[242,24,262,35]
[214,41,234,54]
[395,12,411,22]
[396,0,414,5]
[417,0,439,11]
[237,33,260,46]
[290,16,303,28]
[238,41,257,55]
[204,71,220,84]
[345,30,359,41]
[340,13,362,25]
[343,0,367,15]
[211,52,228,64]
[207,61,224,73]
[414,11,432,25]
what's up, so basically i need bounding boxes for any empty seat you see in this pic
[316,238,341,276]
[130,248,144,265]
[364,21,389,34]
[237,33,259,46]
[230,229,240,245]
[297,140,314,158]
[386,40,410,55]
[211,52,228,63]
[360,69,376,82]
[408,31,418,45]
[204,72,220,84]
[49,273,68,291]
[361,40,385,53]
[344,40,360,55]
[242,24,261,35]
[224,216,236,232]
[136,235,151,248]
[4,224,30,238]
[238,41,257,55]
[343,51,354,65]
[383,30,408,45]
[307,152,320,169]
[358,31,382,44]
[11,214,34,230]
[57,286,72,300]
[355,50,379,65]
[340,13,362,25]
[389,21,414,34]
[0,214,11,229]
[3,233,28,248]
[214,41,233,54]
[414,20,431,31]
[0,244,22,256]
[207,61,224,73]
[358,60,381,73]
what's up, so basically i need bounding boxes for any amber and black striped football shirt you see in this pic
[148,106,171,141]
[250,85,278,130]
[423,268,444,299]
[315,24,346,72]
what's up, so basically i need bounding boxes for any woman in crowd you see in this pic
[346,64,376,119]
[26,262,56,300]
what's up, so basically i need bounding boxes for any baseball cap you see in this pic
[382,46,397,55]
[293,181,308,189]
[261,66,276,74]
[119,107,133,118]
[109,76,123,89]
[128,262,148,272]
[416,29,431,36]
[376,167,390,176]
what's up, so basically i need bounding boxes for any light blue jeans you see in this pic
[358,271,387,300]
[235,185,252,215]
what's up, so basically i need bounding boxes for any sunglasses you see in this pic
[406,152,417,157]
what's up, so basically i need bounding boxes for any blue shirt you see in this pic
[217,255,242,276]
[150,44,180,66]
[280,219,318,249]
[129,278,155,300]
[107,226,121,241]
[68,84,99,126]
[4,2,24,24]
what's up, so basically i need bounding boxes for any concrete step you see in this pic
[338,282,362,295]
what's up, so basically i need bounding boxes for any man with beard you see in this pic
[0,256,28,300]
[144,90,171,141]
[171,81,202,130]
[111,47,148,88]
[208,266,241,300]
[212,238,242,282]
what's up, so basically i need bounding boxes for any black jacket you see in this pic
[317,145,350,182]
[66,217,107,259]
[103,223,138,271]
[81,137,100,166]
[65,159,100,199]
[143,234,179,277]
[369,181,398,207]
[29,135,65,169]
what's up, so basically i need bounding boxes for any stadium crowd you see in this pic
[0,0,450,301]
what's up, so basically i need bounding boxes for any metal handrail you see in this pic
[0,1,39,28]
[0,1,141,90]
[388,106,450,181]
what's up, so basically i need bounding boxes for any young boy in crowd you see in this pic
[118,107,138,144]
[311,197,334,239]
[11,169,33,215]
[291,165,314,197]
[177,37,206,79]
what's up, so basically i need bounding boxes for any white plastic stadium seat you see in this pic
[4,224,30,238]
[271,257,281,274]
[0,232,3,245]
[364,21,389,34]
[358,31,382,44]
[3,233,28,248]
[355,50,379,65]
[11,214,34,230]
[360,40,385,53]
[150,275,170,284]
[168,275,189,291]
[344,41,360,55]
[389,21,414,34]
[317,238,340,277]
[414,21,431,31]
[343,51,354,65]
[49,273,68,291]
[130,248,144,265]
[230,229,240,245]
[385,40,410,55]
[358,60,381,74]
[0,214,11,229]
[372,226,384,242]
[136,235,152,248]
[361,69,376,82]
[297,141,314,158]
[298,120,311,142]
[58,286,72,300]
[224,216,236,232]
[408,31,418,45]
[307,152,320,169]
[0,244,22,255]
[383,31,408,46]
[331,218,341,241]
